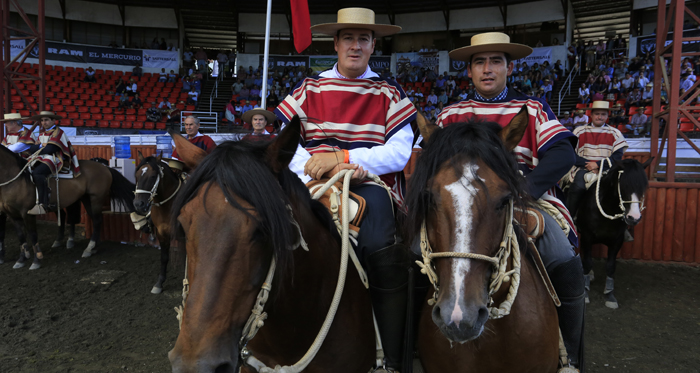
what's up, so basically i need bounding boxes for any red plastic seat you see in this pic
[78,106,89,113]
[156,122,166,130]
[97,101,108,108]
[102,107,113,114]
[89,107,101,114]
[56,92,67,99]
[126,114,136,121]
[125,108,136,115]
[115,114,125,121]
[102,114,114,121]
[85,120,97,127]
[72,119,85,127]
[132,121,144,129]
[68,112,79,119]
[98,120,109,128]
[110,121,121,129]
[68,93,79,100]
[74,100,85,107]
[144,122,155,130]
[65,106,77,113]
[12,102,24,110]
[121,121,133,129]
[79,113,91,120]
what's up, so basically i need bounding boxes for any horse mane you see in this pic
[170,139,338,288]
[603,158,649,198]
[403,120,528,245]
[0,144,29,170]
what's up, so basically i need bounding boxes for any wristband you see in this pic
[342,149,349,164]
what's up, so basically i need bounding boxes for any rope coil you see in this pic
[594,158,645,220]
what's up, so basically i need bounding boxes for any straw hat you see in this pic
[162,157,185,171]
[590,101,613,111]
[310,8,401,38]
[0,112,28,122]
[576,109,585,114]
[28,111,62,120]
[241,108,277,125]
[645,83,653,87]
[449,32,533,62]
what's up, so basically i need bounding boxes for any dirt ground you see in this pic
[0,222,699,373]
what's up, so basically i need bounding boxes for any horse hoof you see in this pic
[66,239,75,249]
[29,263,41,270]
[587,270,595,282]
[13,262,25,269]
[51,240,62,248]
[605,301,619,309]
[151,286,163,294]
[81,250,92,258]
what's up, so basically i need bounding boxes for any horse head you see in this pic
[611,157,652,226]
[407,108,528,343]
[168,117,303,373]
[133,151,164,215]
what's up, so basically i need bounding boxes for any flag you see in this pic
[290,0,311,53]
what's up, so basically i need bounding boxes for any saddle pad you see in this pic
[307,179,367,233]
[56,169,74,179]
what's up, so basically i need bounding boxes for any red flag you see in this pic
[290,0,311,53]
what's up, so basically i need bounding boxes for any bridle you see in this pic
[134,162,182,212]
[595,158,645,221]
[415,199,522,320]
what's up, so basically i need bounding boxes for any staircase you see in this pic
[571,0,631,42]
[198,77,237,115]
[555,71,590,115]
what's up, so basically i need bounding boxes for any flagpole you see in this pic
[261,0,272,109]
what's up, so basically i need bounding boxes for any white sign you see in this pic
[142,49,179,69]
[515,47,552,67]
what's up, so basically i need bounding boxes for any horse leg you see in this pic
[0,213,6,264]
[52,209,66,248]
[151,229,169,294]
[65,202,81,249]
[603,238,624,309]
[81,198,102,258]
[579,235,594,304]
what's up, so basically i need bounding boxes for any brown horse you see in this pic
[167,116,375,373]
[133,152,182,294]
[0,145,135,269]
[405,110,561,372]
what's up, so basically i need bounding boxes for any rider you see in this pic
[241,108,276,141]
[275,8,416,372]
[564,100,628,219]
[26,111,81,215]
[435,32,585,371]
[171,115,217,160]
[1,112,36,156]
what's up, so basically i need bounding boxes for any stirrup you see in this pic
[27,204,47,215]
[558,367,580,373]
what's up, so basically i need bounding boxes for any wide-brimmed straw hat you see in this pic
[28,111,63,120]
[0,112,28,122]
[241,108,277,125]
[310,8,401,38]
[162,157,185,171]
[449,32,533,62]
[590,101,613,111]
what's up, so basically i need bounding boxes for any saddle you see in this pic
[306,179,367,243]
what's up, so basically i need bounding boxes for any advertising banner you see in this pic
[309,56,336,73]
[259,55,309,73]
[30,41,86,63]
[395,51,440,75]
[449,58,467,73]
[637,29,700,56]
[369,56,391,73]
[142,49,179,69]
[9,39,26,59]
[514,47,552,67]
[87,46,141,66]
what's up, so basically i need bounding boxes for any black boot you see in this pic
[28,176,54,215]
[367,245,411,372]
[551,255,586,370]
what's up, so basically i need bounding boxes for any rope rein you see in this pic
[594,158,645,220]
[0,148,43,187]
[134,164,182,209]
[416,200,522,319]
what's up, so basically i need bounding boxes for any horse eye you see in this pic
[496,196,511,211]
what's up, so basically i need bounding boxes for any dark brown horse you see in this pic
[167,116,375,373]
[0,145,135,269]
[133,152,182,294]
[405,110,561,372]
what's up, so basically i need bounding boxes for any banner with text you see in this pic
[637,29,700,56]
[87,46,142,66]
[142,49,179,69]
[29,41,86,63]
[260,55,309,74]
[9,39,26,59]
[395,51,440,75]
[514,47,552,67]
[369,56,391,73]
[309,56,336,73]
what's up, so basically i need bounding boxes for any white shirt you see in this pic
[288,64,414,184]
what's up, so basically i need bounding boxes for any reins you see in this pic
[594,158,645,220]
[134,163,182,212]
[0,147,43,187]
[416,199,522,319]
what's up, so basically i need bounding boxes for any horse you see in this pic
[133,152,182,294]
[405,109,562,372]
[0,145,135,269]
[575,158,652,309]
[167,116,376,373]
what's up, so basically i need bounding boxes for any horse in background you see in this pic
[405,110,561,372]
[167,117,375,373]
[133,152,182,294]
[576,158,652,309]
[0,145,135,269]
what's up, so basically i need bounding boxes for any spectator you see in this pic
[627,107,649,136]
[590,76,607,101]
[585,41,596,70]
[195,48,208,72]
[239,85,250,100]
[126,78,137,97]
[621,72,635,92]
[240,100,254,114]
[232,79,244,95]
[560,111,574,131]
[609,104,626,127]
[681,71,694,92]
[267,91,279,108]
[216,50,228,77]
[224,99,237,123]
[150,37,159,49]
[84,67,96,83]
[434,74,446,89]
[579,83,590,104]
[182,76,191,92]
[426,89,437,105]
[249,85,261,101]
[626,87,643,108]
[183,48,194,68]
[130,93,143,109]
[187,88,199,106]
[159,38,167,50]
[192,77,202,94]
[132,65,143,77]
[117,94,130,110]
[542,79,553,103]
[640,83,654,106]
[157,96,172,111]
[228,50,237,77]
[573,109,589,128]
[114,78,126,96]
[158,68,168,83]
[167,70,178,83]
[608,77,621,95]
[437,90,448,106]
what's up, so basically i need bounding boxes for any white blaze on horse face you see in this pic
[444,163,480,327]
[141,167,148,177]
[627,193,642,221]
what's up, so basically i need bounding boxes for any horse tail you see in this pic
[107,167,136,212]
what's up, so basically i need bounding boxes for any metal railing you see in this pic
[557,55,582,116]
[209,79,219,113]
[180,110,219,133]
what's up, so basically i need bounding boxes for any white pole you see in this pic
[261,0,272,109]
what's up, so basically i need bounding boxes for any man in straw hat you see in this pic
[0,112,36,156]
[275,7,416,372]
[565,100,628,219]
[241,108,276,141]
[171,115,216,161]
[25,111,81,215]
[436,32,585,371]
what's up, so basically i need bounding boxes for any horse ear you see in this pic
[156,151,162,163]
[500,105,529,152]
[416,111,440,145]
[137,151,144,163]
[266,115,301,174]
[642,156,654,169]
[168,128,207,169]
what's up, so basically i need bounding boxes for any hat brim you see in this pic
[449,43,533,62]
[310,23,401,38]
[241,108,277,125]
[27,114,63,121]
[0,116,29,122]
[162,157,185,171]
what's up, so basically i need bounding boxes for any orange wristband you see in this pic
[342,149,350,163]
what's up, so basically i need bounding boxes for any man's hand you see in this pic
[585,161,599,172]
[324,163,368,184]
[304,151,345,180]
